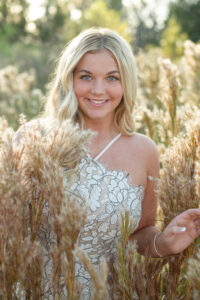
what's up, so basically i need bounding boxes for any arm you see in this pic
[130,138,200,257]
[129,138,161,257]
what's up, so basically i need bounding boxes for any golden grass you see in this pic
[0,40,200,299]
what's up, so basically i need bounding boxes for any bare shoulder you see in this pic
[122,132,158,158]
[119,132,159,178]
[133,133,159,172]
[14,118,48,144]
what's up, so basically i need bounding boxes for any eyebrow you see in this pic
[76,69,92,74]
[107,70,120,75]
[76,69,120,75]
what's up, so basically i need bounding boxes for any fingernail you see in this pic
[180,227,186,232]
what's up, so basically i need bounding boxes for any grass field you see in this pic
[0,40,200,299]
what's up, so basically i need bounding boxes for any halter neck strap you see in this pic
[93,133,122,161]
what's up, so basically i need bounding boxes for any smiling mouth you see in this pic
[87,98,108,104]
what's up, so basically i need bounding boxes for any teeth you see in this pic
[89,99,106,104]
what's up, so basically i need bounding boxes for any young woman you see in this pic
[21,28,200,299]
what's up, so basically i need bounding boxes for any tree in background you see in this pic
[160,0,200,60]
[69,0,93,11]
[1,0,200,125]
[123,0,162,50]
[75,0,130,42]
[0,0,131,92]
[34,0,68,43]
[167,0,200,43]
[161,16,188,60]
[107,0,123,11]
[0,0,29,42]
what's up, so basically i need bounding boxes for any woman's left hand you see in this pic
[158,208,200,256]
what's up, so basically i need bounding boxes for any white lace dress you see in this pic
[40,134,145,299]
[71,155,144,299]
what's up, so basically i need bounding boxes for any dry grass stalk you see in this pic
[136,49,161,109]
[0,125,44,298]
[56,195,88,299]
[106,211,168,300]
[115,211,135,299]
[186,250,200,300]
[156,115,200,299]
[1,41,200,298]
[136,56,183,148]
[0,116,92,298]
[180,41,200,106]
[0,65,43,129]
[0,65,35,96]
[158,58,181,140]
[0,117,9,144]
[76,248,108,300]
[19,118,91,298]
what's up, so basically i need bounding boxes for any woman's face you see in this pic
[73,49,123,125]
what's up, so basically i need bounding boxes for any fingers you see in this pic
[184,208,200,217]
[194,219,200,226]
[176,209,200,222]
[194,218,200,234]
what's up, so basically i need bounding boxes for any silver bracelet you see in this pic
[153,232,163,258]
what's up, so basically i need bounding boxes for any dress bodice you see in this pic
[70,155,144,299]
[72,155,144,259]
[39,132,145,299]
[39,154,145,299]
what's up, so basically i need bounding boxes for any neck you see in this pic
[83,118,119,139]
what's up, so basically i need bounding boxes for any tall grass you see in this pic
[0,40,200,299]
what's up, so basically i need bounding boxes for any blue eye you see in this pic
[80,75,92,80]
[107,76,118,81]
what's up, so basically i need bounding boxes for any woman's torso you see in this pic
[69,132,148,299]
[39,132,151,299]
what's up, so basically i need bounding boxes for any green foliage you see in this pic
[107,0,123,11]
[161,16,188,60]
[0,92,43,130]
[0,0,29,42]
[34,1,68,43]
[168,0,200,43]
[0,66,44,129]
[0,40,61,94]
[123,1,162,50]
[70,0,93,11]
[0,34,13,59]
[79,0,131,42]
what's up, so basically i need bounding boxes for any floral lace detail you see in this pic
[70,156,145,299]
[39,156,144,299]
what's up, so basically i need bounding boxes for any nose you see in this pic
[91,79,105,95]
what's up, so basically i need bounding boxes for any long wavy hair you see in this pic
[44,27,138,135]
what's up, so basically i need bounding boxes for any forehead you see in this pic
[75,49,119,71]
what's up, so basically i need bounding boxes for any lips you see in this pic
[87,98,108,106]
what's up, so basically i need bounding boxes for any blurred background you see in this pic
[0,0,200,129]
[1,3,200,298]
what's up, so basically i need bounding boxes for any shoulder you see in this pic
[122,132,158,158]
[128,132,157,147]
[14,118,49,144]
[120,132,159,175]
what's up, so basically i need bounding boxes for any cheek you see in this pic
[111,84,123,100]
[74,80,89,98]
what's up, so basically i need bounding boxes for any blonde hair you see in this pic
[44,27,138,135]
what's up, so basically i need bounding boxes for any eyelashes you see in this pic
[79,75,120,81]
[80,75,92,80]
[107,76,119,81]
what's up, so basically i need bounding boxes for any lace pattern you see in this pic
[39,155,145,299]
[71,156,144,299]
